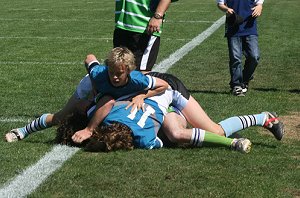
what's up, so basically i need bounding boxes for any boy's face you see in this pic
[108,63,129,87]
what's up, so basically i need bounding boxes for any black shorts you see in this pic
[146,72,190,100]
[113,28,160,71]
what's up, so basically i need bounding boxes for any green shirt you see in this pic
[115,0,162,37]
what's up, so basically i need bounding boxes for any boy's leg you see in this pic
[242,35,260,88]
[227,36,244,96]
[219,112,284,140]
[162,112,251,153]
[190,128,251,153]
[5,113,52,142]
[5,94,90,142]
[181,96,225,136]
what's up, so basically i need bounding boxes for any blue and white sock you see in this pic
[18,113,51,138]
[219,113,267,137]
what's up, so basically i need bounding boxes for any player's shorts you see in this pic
[74,74,93,101]
[146,72,190,111]
[113,28,160,71]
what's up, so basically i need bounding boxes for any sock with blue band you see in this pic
[219,113,266,137]
[18,113,51,139]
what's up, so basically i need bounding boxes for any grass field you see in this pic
[0,0,299,197]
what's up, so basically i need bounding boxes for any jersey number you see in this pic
[127,105,155,128]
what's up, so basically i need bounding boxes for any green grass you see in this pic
[0,0,299,197]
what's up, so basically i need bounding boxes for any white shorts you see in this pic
[74,74,93,101]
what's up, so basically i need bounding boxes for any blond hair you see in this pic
[105,47,136,71]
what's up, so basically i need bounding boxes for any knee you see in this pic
[249,53,260,64]
[165,128,185,143]
[85,54,97,65]
[104,97,115,108]
[99,95,115,107]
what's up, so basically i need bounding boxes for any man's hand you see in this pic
[147,17,163,34]
[252,4,263,17]
[72,128,93,143]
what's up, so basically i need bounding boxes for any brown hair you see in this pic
[56,112,133,152]
[86,122,134,152]
[105,47,136,72]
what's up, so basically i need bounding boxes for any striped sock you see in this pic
[190,128,233,147]
[219,113,266,137]
[18,114,51,138]
[190,128,205,147]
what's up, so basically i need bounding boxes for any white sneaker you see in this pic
[5,129,22,142]
[231,138,252,153]
[231,86,245,96]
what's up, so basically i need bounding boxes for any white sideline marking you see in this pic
[0,16,225,197]
[5,9,208,13]
[0,117,30,123]
[0,36,191,41]
[7,8,111,11]
[0,61,81,65]
[0,145,80,198]
[153,15,225,73]
[0,18,211,23]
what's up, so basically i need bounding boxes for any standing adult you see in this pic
[217,0,264,96]
[113,0,176,72]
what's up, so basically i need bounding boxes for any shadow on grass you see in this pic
[188,88,300,94]
[254,88,300,94]
[25,139,56,145]
[188,89,229,95]
[251,141,278,149]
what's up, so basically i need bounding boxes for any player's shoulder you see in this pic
[129,70,151,81]
[90,64,108,79]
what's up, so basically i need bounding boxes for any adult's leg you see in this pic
[113,28,160,72]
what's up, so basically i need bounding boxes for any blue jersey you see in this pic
[102,99,164,149]
[89,64,155,99]
[86,89,174,149]
[224,0,258,37]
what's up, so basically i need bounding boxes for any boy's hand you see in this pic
[252,4,263,17]
[125,94,146,112]
[226,8,235,15]
[72,128,93,143]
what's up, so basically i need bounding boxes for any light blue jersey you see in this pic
[89,63,155,99]
[87,89,174,149]
[103,99,163,149]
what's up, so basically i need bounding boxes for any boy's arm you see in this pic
[126,77,169,112]
[72,96,115,144]
[217,2,234,15]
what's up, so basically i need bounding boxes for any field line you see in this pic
[0,117,31,123]
[0,145,79,198]
[153,15,225,73]
[0,16,225,197]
